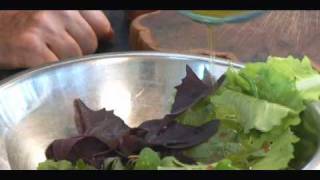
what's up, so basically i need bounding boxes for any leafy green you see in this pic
[37,160,73,170]
[132,148,240,170]
[176,96,215,126]
[74,159,96,170]
[248,127,299,170]
[290,102,320,169]
[176,56,313,170]
[37,159,95,170]
[183,119,299,170]
[212,89,293,133]
[224,65,259,94]
[214,159,239,170]
[177,56,319,170]
[157,162,214,170]
[157,157,239,170]
[159,162,215,170]
[134,148,161,170]
[266,56,320,101]
[103,157,126,170]
[160,156,178,167]
[183,124,242,163]
[210,126,298,170]
[225,63,305,113]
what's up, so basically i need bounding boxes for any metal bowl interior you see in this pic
[0,52,318,170]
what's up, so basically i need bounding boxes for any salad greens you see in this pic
[37,159,95,170]
[267,56,320,101]
[134,148,239,170]
[212,89,295,132]
[38,56,320,170]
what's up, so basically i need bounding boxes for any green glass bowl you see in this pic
[179,10,267,25]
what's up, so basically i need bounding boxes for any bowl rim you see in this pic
[0,51,243,93]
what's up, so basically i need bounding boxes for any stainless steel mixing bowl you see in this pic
[0,52,318,170]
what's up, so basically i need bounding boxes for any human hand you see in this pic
[0,10,114,69]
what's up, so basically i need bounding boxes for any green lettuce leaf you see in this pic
[266,56,320,101]
[249,127,299,170]
[212,89,294,133]
[221,125,299,170]
[37,160,73,170]
[103,157,126,170]
[290,101,320,169]
[183,124,243,163]
[160,156,178,167]
[37,159,95,170]
[225,63,305,113]
[214,159,240,170]
[134,147,161,170]
[133,148,240,170]
[176,96,215,126]
[224,68,251,94]
[157,156,238,170]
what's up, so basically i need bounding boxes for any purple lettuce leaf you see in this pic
[45,136,112,168]
[170,66,213,113]
[74,99,130,148]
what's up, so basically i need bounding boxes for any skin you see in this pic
[0,10,114,69]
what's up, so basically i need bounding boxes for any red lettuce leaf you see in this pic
[46,136,112,168]
[171,66,213,113]
[74,99,130,148]
[139,119,220,149]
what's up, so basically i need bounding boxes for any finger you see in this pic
[45,32,83,60]
[27,46,59,68]
[64,11,98,55]
[12,33,59,68]
[43,47,59,63]
[79,10,114,40]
